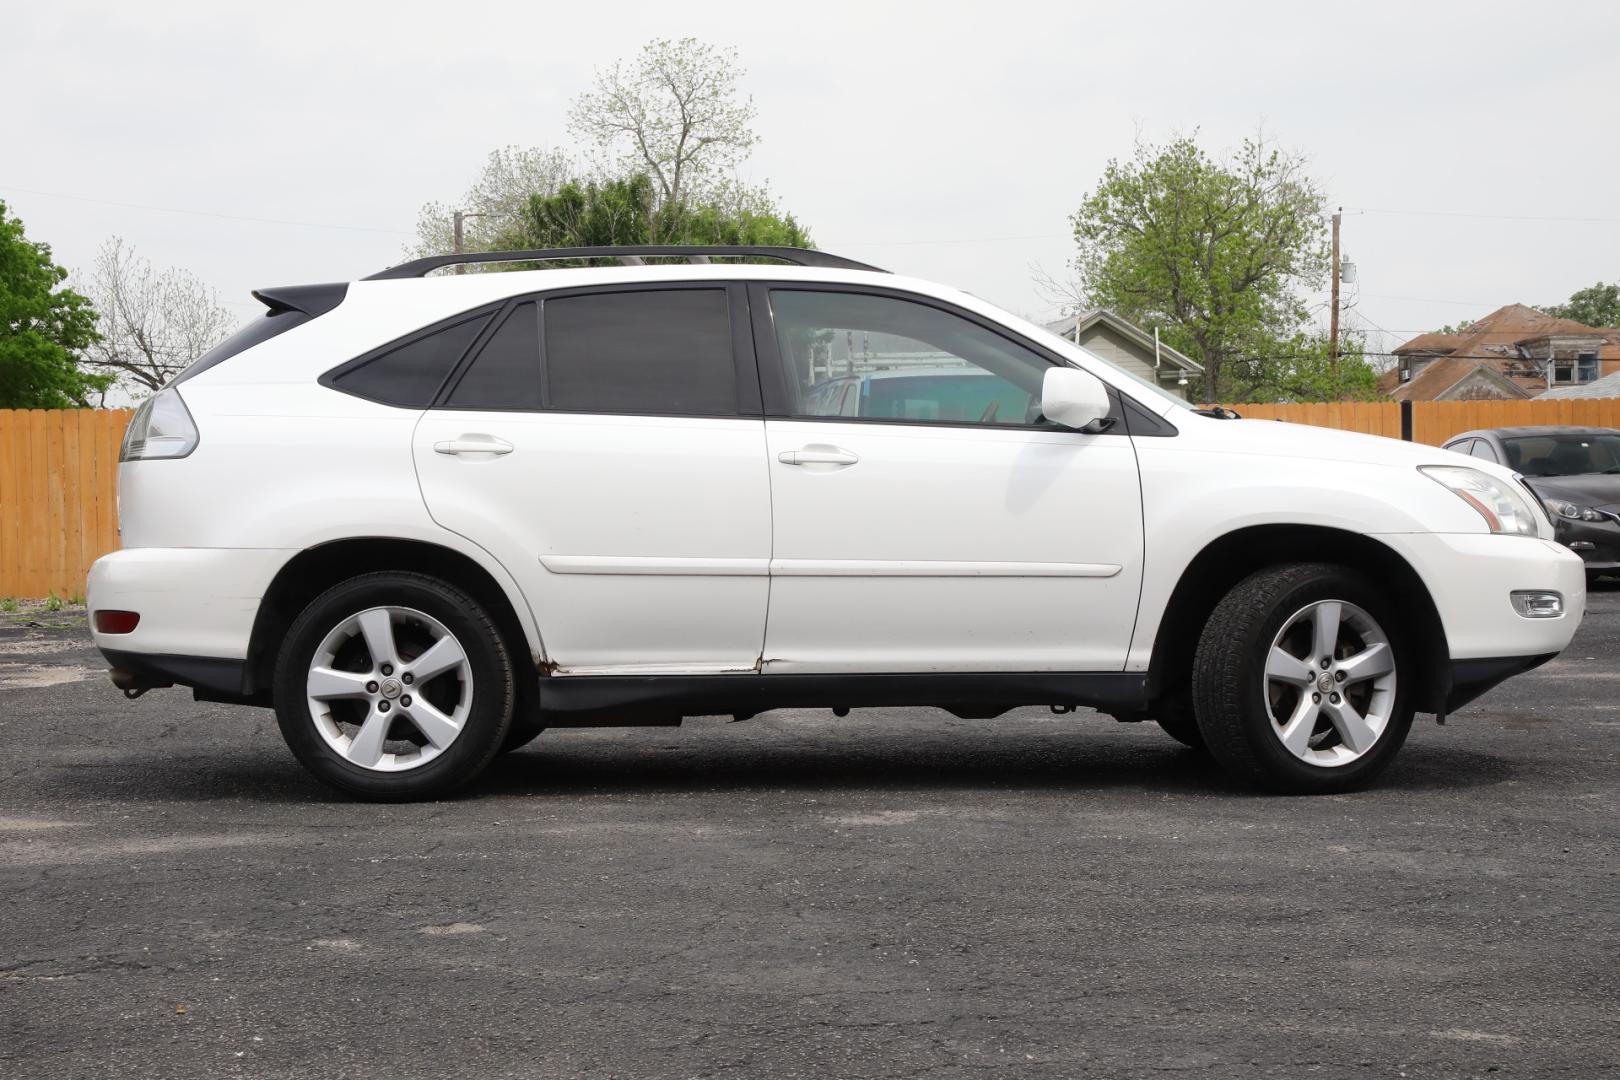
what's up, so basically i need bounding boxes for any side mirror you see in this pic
[1041,367,1113,431]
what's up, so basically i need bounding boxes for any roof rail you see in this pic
[363,246,886,281]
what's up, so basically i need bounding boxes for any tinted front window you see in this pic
[543,289,735,415]
[334,313,491,407]
[1468,440,1499,463]
[1505,434,1620,476]
[769,290,1052,426]
[445,302,541,410]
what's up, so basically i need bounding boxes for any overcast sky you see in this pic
[6,0,1618,358]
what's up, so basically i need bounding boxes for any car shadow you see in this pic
[26,722,1518,806]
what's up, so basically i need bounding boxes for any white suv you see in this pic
[89,246,1586,800]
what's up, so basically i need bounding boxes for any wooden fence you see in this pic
[1,409,131,600]
[1230,398,1620,445]
[2,398,1620,598]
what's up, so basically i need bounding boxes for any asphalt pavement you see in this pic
[2,587,1617,1079]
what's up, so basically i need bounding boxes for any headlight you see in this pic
[119,387,200,461]
[1419,465,1539,536]
[1544,499,1605,523]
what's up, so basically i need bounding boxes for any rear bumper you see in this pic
[87,547,293,660]
[102,648,260,705]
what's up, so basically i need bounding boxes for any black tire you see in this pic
[1153,699,1208,752]
[1192,562,1414,794]
[273,572,515,801]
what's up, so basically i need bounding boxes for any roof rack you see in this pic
[363,245,886,281]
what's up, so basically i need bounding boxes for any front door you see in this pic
[753,285,1144,673]
[413,284,772,673]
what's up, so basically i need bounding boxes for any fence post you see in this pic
[1400,400,1414,442]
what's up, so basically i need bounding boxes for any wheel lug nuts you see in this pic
[400,695,412,707]
[366,681,379,693]
[378,701,391,713]
[402,673,413,684]
[1312,693,1321,703]
[1330,692,1340,704]
[1321,658,1332,669]
[1335,670,1347,682]
[381,664,394,676]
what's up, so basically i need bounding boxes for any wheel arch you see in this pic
[245,537,543,699]
[1145,525,1450,716]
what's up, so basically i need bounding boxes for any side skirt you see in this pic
[535,671,1150,727]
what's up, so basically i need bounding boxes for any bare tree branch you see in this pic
[79,238,235,399]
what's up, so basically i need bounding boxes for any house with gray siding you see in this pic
[1043,310,1203,400]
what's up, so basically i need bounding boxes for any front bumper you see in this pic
[1553,516,1620,572]
[1374,533,1587,662]
[1445,652,1558,713]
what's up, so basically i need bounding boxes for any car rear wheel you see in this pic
[1192,563,1413,794]
[273,572,515,801]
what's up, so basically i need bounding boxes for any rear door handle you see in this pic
[434,436,514,456]
[778,446,859,466]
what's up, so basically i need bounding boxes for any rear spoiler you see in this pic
[250,282,349,318]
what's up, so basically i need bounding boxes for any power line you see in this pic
[1352,206,1620,226]
[0,184,411,235]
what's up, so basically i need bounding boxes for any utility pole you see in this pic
[1329,207,1342,390]
[452,210,466,275]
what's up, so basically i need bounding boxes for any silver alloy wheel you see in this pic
[1263,599,1397,768]
[304,606,473,773]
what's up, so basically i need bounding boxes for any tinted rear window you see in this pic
[332,313,491,407]
[543,289,735,415]
[445,302,541,410]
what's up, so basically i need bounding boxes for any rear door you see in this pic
[412,283,772,673]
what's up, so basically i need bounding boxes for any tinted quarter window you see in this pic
[445,302,541,410]
[543,289,735,415]
[769,290,1052,426]
[333,313,491,407]
[1469,439,1499,463]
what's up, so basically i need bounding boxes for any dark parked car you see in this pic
[1444,425,1620,579]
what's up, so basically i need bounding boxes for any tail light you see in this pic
[94,610,141,634]
[120,388,199,461]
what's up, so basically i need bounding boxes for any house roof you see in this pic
[1385,304,1620,399]
[1539,370,1620,399]
[1446,304,1604,362]
[1392,332,1461,356]
[1043,310,1204,373]
[1386,357,1535,401]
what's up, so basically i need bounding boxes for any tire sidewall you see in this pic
[273,574,514,800]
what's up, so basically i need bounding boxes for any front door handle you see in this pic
[778,446,859,466]
[434,436,514,456]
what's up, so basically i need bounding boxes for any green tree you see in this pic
[1542,282,1620,327]
[1232,334,1380,403]
[495,173,810,257]
[0,201,108,408]
[1068,134,1330,402]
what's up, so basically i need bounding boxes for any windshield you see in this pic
[1504,433,1620,476]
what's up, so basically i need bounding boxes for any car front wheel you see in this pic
[273,572,515,801]
[1192,563,1414,794]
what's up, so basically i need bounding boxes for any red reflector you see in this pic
[94,610,141,634]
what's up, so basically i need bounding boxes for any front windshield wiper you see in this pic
[1191,406,1241,419]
